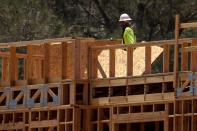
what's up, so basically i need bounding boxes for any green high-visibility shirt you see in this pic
[123,27,136,44]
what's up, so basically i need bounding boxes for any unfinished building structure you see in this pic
[0,15,196,131]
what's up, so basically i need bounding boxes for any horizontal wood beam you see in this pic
[30,120,58,128]
[0,37,73,47]
[180,22,197,28]
[0,37,95,48]
[0,52,9,57]
[16,53,27,58]
[112,112,166,123]
[184,46,197,52]
[91,38,193,50]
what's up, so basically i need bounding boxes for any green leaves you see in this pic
[0,0,64,42]
[0,0,196,42]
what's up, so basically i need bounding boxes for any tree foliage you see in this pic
[0,0,65,42]
[0,0,196,42]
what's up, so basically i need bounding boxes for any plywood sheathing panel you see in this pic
[31,45,45,80]
[79,39,97,79]
[61,42,67,79]
[48,43,62,81]
[9,46,16,86]
[66,41,75,79]
[79,39,119,79]
[2,58,9,82]
[79,40,89,79]
[97,46,163,78]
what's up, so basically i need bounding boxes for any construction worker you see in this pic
[119,13,136,44]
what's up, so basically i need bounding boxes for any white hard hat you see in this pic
[119,13,132,21]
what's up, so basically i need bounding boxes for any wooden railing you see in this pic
[0,38,124,87]
[0,38,96,86]
[173,15,197,94]
[0,36,196,86]
[89,38,197,79]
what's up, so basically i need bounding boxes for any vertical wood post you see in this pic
[109,107,112,131]
[109,49,115,77]
[155,121,160,131]
[74,39,81,79]
[191,99,194,131]
[83,82,89,104]
[145,46,151,74]
[69,82,76,105]
[88,47,93,103]
[181,42,189,71]
[15,58,19,80]
[91,50,98,79]
[126,124,131,131]
[173,14,180,94]
[2,58,9,81]
[127,46,133,76]
[62,42,67,79]
[140,123,145,131]
[88,46,92,80]
[163,44,170,73]
[112,123,119,131]
[164,104,169,131]
[9,46,16,86]
[44,43,50,83]
[86,109,91,131]
[27,45,33,84]
[74,108,81,131]
[191,39,197,71]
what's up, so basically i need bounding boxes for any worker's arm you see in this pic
[123,27,136,44]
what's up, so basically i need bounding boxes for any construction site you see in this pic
[0,15,196,131]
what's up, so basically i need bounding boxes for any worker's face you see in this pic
[120,21,128,29]
[120,21,124,29]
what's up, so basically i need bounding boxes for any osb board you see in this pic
[79,40,90,79]
[32,58,43,79]
[65,42,75,79]
[62,42,68,79]
[97,46,163,78]
[32,45,45,56]
[48,43,62,78]
[79,40,121,79]
[31,45,45,79]
[2,58,9,81]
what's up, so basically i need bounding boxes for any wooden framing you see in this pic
[0,15,196,131]
[89,38,195,79]
[0,105,80,131]
[86,102,167,131]
[163,44,170,73]
[173,15,180,96]
[90,73,190,105]
[85,97,197,131]
[0,80,88,109]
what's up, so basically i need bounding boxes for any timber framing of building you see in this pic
[0,15,196,131]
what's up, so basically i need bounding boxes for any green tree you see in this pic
[0,0,66,42]
[0,0,196,42]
